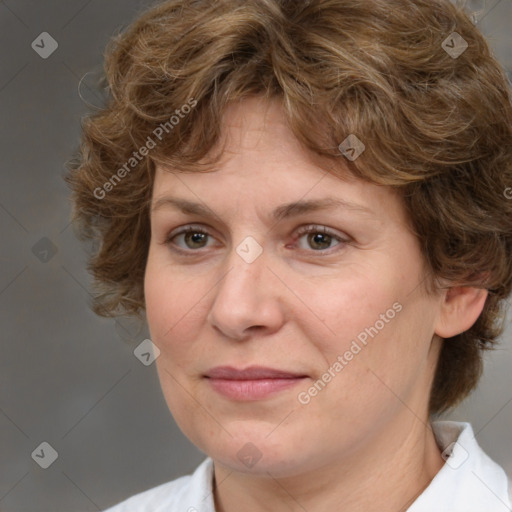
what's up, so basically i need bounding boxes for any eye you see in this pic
[163,225,216,252]
[162,224,349,255]
[293,225,347,253]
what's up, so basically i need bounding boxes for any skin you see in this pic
[144,96,488,512]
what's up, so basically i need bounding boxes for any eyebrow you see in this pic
[150,196,374,221]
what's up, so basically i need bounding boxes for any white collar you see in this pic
[106,421,510,511]
[186,421,511,512]
[408,420,511,511]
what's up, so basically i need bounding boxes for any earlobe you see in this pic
[434,286,488,339]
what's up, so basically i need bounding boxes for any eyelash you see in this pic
[162,224,349,256]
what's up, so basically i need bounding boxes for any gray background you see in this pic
[0,1,511,511]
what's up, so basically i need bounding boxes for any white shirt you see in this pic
[103,421,511,512]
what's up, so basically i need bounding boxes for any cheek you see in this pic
[144,262,212,442]
[144,257,219,397]
[294,266,398,357]
[291,263,429,397]
[145,255,205,340]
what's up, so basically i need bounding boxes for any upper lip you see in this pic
[205,366,308,380]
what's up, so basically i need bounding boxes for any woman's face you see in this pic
[144,96,445,477]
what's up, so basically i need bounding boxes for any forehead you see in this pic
[153,97,349,191]
[150,97,407,229]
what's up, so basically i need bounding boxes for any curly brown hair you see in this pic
[64,0,512,415]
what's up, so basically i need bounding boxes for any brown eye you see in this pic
[295,225,347,253]
[165,226,214,252]
[306,232,333,250]
[182,231,209,249]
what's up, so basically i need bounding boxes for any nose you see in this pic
[206,241,286,341]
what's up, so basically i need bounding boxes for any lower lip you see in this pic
[206,377,306,401]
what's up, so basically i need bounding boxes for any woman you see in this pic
[65,0,512,510]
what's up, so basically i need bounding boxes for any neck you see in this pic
[212,415,444,512]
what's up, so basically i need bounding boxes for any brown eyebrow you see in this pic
[150,196,374,221]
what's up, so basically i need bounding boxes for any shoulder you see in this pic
[102,457,215,512]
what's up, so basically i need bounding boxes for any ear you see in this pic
[434,286,488,338]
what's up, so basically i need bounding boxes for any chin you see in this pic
[204,431,313,476]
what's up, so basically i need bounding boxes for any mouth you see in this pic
[204,366,309,401]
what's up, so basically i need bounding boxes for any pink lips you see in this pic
[204,366,308,401]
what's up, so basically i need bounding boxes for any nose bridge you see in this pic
[207,234,283,339]
[216,234,267,306]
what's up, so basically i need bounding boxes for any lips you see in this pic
[205,365,308,380]
[204,366,309,401]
